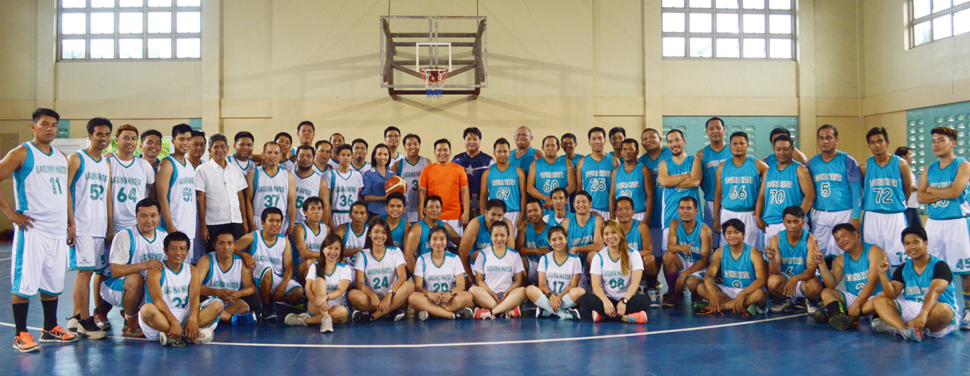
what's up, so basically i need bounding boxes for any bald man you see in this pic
[510,127,545,180]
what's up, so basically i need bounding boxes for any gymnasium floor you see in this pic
[1,244,967,376]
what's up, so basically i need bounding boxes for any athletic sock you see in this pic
[645,273,659,290]
[13,302,28,334]
[665,273,679,294]
[561,294,576,310]
[963,292,970,310]
[825,301,844,315]
[42,298,59,331]
[535,295,554,315]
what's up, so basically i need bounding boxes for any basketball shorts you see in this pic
[717,284,766,313]
[443,219,464,238]
[894,299,956,338]
[504,211,520,237]
[591,209,611,221]
[811,208,852,258]
[650,227,665,256]
[676,254,705,280]
[99,277,125,307]
[332,212,352,229]
[704,201,719,246]
[254,266,302,296]
[632,212,646,222]
[719,209,763,250]
[925,217,970,275]
[11,228,68,298]
[862,211,908,266]
[69,236,106,272]
[527,257,540,286]
[140,297,222,341]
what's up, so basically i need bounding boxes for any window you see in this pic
[910,0,970,47]
[58,0,202,61]
[905,101,970,214]
[661,0,795,59]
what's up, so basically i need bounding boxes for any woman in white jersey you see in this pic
[577,220,648,323]
[347,218,414,323]
[408,226,475,321]
[285,234,351,332]
[469,221,528,319]
[525,226,585,320]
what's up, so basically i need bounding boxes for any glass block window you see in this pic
[906,101,970,214]
[662,0,795,59]
[910,0,970,47]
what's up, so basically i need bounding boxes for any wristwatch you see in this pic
[620,298,629,304]
[388,289,394,296]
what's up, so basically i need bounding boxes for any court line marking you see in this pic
[0,258,9,262]
[2,313,809,348]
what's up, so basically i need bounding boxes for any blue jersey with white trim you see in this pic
[509,147,538,177]
[925,158,970,219]
[640,147,673,228]
[625,219,644,253]
[661,156,701,229]
[525,222,550,262]
[720,156,760,211]
[763,162,805,224]
[567,215,597,250]
[701,145,731,201]
[862,155,906,213]
[378,214,406,247]
[416,220,444,257]
[719,244,756,289]
[486,164,521,212]
[807,151,861,212]
[473,215,493,254]
[534,157,569,205]
[614,163,647,212]
[777,229,809,278]
[842,244,881,296]
[676,220,704,264]
[581,154,614,212]
[900,256,956,311]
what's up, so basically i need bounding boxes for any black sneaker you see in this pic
[813,309,829,324]
[351,309,363,323]
[77,318,106,340]
[262,306,277,321]
[453,307,474,320]
[66,314,81,334]
[392,309,406,322]
[828,313,858,331]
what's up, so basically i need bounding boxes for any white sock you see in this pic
[561,294,577,310]
[535,295,554,316]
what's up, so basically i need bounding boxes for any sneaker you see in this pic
[560,308,581,321]
[870,318,899,334]
[661,293,680,308]
[692,300,710,313]
[813,309,829,324]
[745,304,760,317]
[453,307,474,320]
[351,309,364,323]
[320,315,334,333]
[648,289,661,308]
[828,313,858,331]
[195,328,214,344]
[473,308,494,320]
[504,306,521,318]
[418,311,430,321]
[792,298,808,311]
[262,306,277,321]
[622,311,648,324]
[65,314,80,334]
[77,318,107,340]
[40,325,77,343]
[899,326,924,342]
[961,310,970,330]
[770,298,793,313]
[123,316,144,337]
[230,312,257,326]
[806,300,821,314]
[93,305,112,330]
[284,313,308,326]
[159,332,186,348]
[393,309,407,322]
[591,310,603,323]
[13,332,39,353]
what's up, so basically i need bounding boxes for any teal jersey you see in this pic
[606,151,623,165]
[567,215,597,250]
[719,244,757,289]
[378,214,407,248]
[661,156,701,228]
[525,222,550,262]
[777,229,809,277]
[720,156,760,211]
[567,154,583,170]
[581,154,614,212]
[625,219,643,252]
[763,162,805,224]
[416,219,445,257]
[614,163,648,212]
[509,147,538,178]
[676,220,704,264]
[842,244,882,296]
[862,155,906,213]
[701,145,732,201]
[473,215,493,254]
[543,211,571,227]
[807,151,862,212]
[899,256,957,312]
[640,147,673,228]
[926,158,970,219]
[534,157,569,205]
[765,154,779,167]
[486,164,521,212]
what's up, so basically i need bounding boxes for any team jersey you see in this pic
[389,151,405,169]
[896,256,957,311]
[567,214,597,250]
[720,156,760,211]
[306,261,353,306]
[312,163,328,175]
[147,261,192,311]
[614,163,648,212]
[807,151,862,212]
[777,229,809,277]
[509,147,538,177]
[625,220,644,253]
[279,159,296,172]
[415,252,464,292]
[327,158,340,170]
[378,214,407,247]
[701,145,732,201]
[472,215,493,254]
[354,247,406,296]
[842,243,882,296]
[763,162,805,225]
[227,155,256,175]
[719,244,757,289]
[351,162,372,174]
[341,225,369,266]
[543,212,570,227]
[765,154,778,167]
[675,220,705,264]
[606,151,623,164]
[415,219,445,256]
[661,156,701,228]
[472,246,525,293]
[252,166,290,227]
[925,158,970,219]
[524,222,550,262]
[452,152,494,201]
[640,147,673,228]
[293,170,321,224]
[160,155,197,235]
[486,164,522,212]
[325,169,363,213]
[70,150,110,237]
[581,154,615,212]
[202,253,244,291]
[394,156,428,222]
[109,155,155,231]
[108,227,167,278]
[534,157,569,205]
[297,222,329,257]
[862,155,906,213]
[567,154,583,169]
[246,231,288,276]
[590,247,644,301]
[537,252,582,295]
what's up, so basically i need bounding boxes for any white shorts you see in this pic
[704,201,719,246]
[591,209,611,221]
[650,227,665,255]
[404,210,419,224]
[676,254,705,280]
[443,219,464,238]
[69,236,106,272]
[925,217,970,275]
[811,209,852,257]
[504,211,520,237]
[772,274,808,298]
[862,211,908,266]
[838,290,859,307]
[894,299,956,338]
[719,209,763,250]
[140,297,222,341]
[254,266,302,296]
[661,228,670,253]
[717,285,744,299]
[332,212,352,229]
[632,212,646,221]
[11,228,68,298]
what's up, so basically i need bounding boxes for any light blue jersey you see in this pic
[625,219,644,252]
[486,164,521,212]
[926,157,970,219]
[640,147,673,228]
[567,215,597,250]
[777,229,809,277]
[661,156,701,229]
[416,219,445,256]
[525,222,550,262]
[509,147,538,178]
[720,156,760,211]
[899,256,957,311]
[842,244,881,296]
[378,214,407,248]
[862,155,906,213]
[701,145,732,201]
[581,154,614,212]
[807,151,862,213]
[765,154,778,167]
[534,157,569,205]
[614,163,647,212]
[676,220,704,264]
[567,154,583,170]
[763,162,805,225]
[472,215,493,255]
[720,244,756,289]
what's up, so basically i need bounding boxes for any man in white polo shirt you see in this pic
[196,133,249,256]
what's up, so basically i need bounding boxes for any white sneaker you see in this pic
[870,318,898,334]
[195,328,214,344]
[284,313,308,326]
[66,316,80,334]
[418,311,430,321]
[648,289,661,308]
[320,315,334,333]
[961,309,970,330]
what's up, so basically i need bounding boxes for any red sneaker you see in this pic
[592,310,603,323]
[40,325,78,343]
[13,332,39,353]
[622,311,648,324]
[473,308,494,320]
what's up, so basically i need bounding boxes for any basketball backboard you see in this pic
[380,16,487,97]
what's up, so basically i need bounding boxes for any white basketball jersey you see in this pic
[13,142,68,238]
[396,156,427,222]
[342,225,369,266]
[71,150,111,237]
[162,155,197,235]
[352,162,372,174]
[150,261,192,311]
[293,170,322,224]
[280,159,296,172]
[247,231,287,276]
[227,155,255,175]
[354,247,406,296]
[415,252,463,292]
[252,166,290,229]
[127,228,167,275]
[325,169,363,213]
[306,262,353,306]
[538,253,583,295]
[202,253,244,291]
[298,222,329,255]
[110,156,155,231]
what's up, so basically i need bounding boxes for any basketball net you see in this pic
[420,67,449,98]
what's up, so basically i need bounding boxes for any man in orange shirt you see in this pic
[419,139,471,237]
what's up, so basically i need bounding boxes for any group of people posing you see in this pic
[3,110,967,352]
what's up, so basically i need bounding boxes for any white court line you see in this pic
[0,258,9,262]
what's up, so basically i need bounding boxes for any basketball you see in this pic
[385,176,407,195]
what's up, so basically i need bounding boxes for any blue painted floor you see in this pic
[1,243,968,376]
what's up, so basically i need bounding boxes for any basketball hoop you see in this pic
[420,67,449,97]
